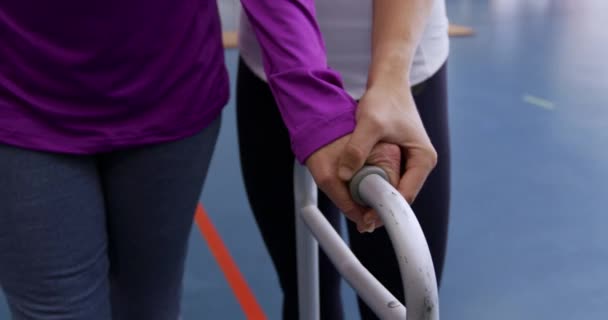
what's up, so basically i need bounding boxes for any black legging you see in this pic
[236,57,450,320]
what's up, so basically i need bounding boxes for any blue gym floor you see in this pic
[2,0,607,319]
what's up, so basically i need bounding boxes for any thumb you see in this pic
[338,120,381,181]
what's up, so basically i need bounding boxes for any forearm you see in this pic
[239,1,327,73]
[367,0,435,89]
[239,0,356,163]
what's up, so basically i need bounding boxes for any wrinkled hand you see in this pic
[306,85,436,233]
[306,137,401,233]
[338,85,438,221]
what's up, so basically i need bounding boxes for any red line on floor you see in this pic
[194,203,267,320]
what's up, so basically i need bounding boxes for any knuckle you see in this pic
[344,143,366,165]
[428,148,438,168]
[370,152,400,173]
[383,143,402,161]
[316,174,333,189]
[366,112,384,130]
[375,142,399,155]
[420,145,438,169]
[311,167,334,190]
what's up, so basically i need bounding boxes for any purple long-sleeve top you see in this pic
[0,0,356,163]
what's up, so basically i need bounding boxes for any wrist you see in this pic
[367,47,413,90]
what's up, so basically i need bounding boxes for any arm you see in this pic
[338,0,439,210]
[367,0,435,89]
[238,0,357,164]
[239,0,406,233]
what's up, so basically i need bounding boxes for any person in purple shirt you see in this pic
[0,1,436,319]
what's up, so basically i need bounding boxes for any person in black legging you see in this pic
[237,60,449,319]
[236,1,451,319]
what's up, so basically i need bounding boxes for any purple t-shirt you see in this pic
[0,0,356,163]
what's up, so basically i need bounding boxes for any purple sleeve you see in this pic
[239,0,357,163]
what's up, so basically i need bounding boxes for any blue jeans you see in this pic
[0,117,221,320]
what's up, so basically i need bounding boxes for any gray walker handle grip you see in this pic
[349,165,390,205]
[295,163,439,320]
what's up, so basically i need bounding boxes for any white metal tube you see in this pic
[358,174,440,320]
[300,205,407,319]
[294,164,439,320]
[294,163,320,320]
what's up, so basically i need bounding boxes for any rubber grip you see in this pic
[349,166,390,206]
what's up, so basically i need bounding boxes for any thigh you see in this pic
[99,117,221,320]
[0,144,110,320]
[236,58,344,320]
[348,63,451,319]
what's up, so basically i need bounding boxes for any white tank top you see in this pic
[238,0,449,99]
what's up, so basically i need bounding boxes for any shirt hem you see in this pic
[0,102,226,155]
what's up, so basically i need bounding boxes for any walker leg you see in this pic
[294,162,320,320]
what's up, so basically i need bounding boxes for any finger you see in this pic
[352,143,400,233]
[357,220,376,233]
[365,142,401,187]
[362,209,383,232]
[358,210,389,233]
[397,163,433,204]
[338,119,382,181]
[317,174,366,226]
